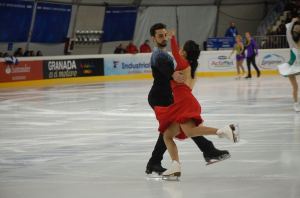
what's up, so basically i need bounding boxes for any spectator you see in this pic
[276,27,285,36]
[295,0,300,8]
[0,52,3,57]
[266,29,275,36]
[285,0,295,11]
[23,51,31,57]
[225,22,238,37]
[4,53,9,57]
[291,7,298,18]
[286,12,292,24]
[140,40,152,53]
[14,48,23,57]
[126,41,139,54]
[114,44,127,54]
[279,20,287,34]
[30,51,35,56]
[36,51,43,56]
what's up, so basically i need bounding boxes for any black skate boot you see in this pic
[145,163,167,175]
[203,149,230,166]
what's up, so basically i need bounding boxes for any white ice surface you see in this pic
[0,75,300,198]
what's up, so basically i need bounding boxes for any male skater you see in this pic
[146,23,230,174]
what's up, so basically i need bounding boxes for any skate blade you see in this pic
[206,154,231,166]
[230,123,240,143]
[146,173,163,180]
[162,176,180,181]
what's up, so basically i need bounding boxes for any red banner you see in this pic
[0,61,43,83]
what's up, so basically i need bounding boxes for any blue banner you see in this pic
[0,0,34,42]
[207,37,246,51]
[102,7,137,43]
[31,2,72,43]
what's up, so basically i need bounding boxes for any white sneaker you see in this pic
[162,160,181,177]
[294,103,300,112]
[217,124,239,143]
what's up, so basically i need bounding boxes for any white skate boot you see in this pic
[235,74,241,80]
[294,103,300,112]
[217,124,240,143]
[162,160,181,181]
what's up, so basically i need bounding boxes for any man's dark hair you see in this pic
[150,23,166,37]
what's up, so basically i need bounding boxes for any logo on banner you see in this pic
[258,54,285,70]
[5,64,31,74]
[113,61,119,68]
[208,56,234,70]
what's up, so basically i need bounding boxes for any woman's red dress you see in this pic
[154,35,203,140]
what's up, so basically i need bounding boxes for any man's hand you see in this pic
[172,71,186,83]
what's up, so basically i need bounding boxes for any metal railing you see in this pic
[253,35,288,49]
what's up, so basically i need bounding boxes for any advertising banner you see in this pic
[0,61,43,83]
[200,49,289,72]
[104,54,152,76]
[42,58,104,79]
[207,37,246,51]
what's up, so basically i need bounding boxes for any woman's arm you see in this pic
[228,44,236,58]
[286,18,298,49]
[240,43,244,56]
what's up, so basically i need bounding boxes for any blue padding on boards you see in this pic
[31,2,72,43]
[0,0,34,42]
[102,7,137,43]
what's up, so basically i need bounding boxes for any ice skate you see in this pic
[243,73,247,78]
[162,160,181,181]
[145,163,167,175]
[294,103,300,112]
[235,75,241,80]
[217,123,240,143]
[204,149,231,166]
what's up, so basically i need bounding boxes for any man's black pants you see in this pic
[147,89,215,166]
[246,55,260,77]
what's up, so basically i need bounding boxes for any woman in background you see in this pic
[0,52,3,57]
[36,51,43,56]
[23,51,30,57]
[277,18,300,112]
[229,35,246,79]
[244,32,260,79]
[30,51,35,56]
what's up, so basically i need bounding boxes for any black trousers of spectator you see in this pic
[147,88,215,166]
[246,54,260,77]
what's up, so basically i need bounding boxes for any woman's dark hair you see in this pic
[36,50,42,56]
[183,40,201,79]
[4,52,9,57]
[150,23,166,37]
[23,51,30,57]
[292,33,300,43]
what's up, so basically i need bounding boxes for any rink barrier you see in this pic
[0,49,288,88]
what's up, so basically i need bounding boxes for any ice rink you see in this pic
[0,75,299,198]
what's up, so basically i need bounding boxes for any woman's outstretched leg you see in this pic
[236,60,240,75]
[180,119,238,143]
[288,74,300,112]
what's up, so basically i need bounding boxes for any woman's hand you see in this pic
[292,17,299,23]
[228,55,231,59]
[167,28,176,39]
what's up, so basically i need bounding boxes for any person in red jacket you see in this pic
[126,41,139,54]
[140,40,152,53]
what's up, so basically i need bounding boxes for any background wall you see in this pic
[216,4,275,37]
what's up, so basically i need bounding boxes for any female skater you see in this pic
[277,17,300,112]
[229,35,246,79]
[244,32,260,79]
[154,29,239,179]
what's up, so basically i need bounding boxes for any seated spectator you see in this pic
[266,29,275,36]
[30,51,35,56]
[286,12,292,24]
[291,7,298,18]
[277,27,285,35]
[126,41,139,54]
[114,44,127,54]
[4,52,9,57]
[285,0,295,11]
[36,51,43,56]
[23,51,31,57]
[0,52,3,57]
[140,40,152,53]
[279,20,287,34]
[14,48,23,57]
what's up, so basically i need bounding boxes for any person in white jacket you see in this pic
[277,18,300,112]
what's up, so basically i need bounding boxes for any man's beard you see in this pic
[157,40,167,47]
